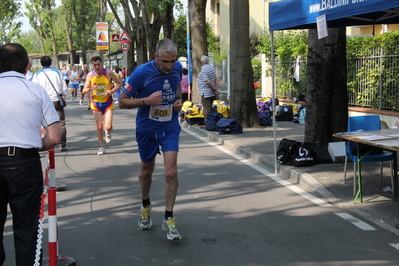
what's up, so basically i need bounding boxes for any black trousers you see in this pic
[0,156,43,265]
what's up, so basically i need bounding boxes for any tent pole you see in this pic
[271,31,278,174]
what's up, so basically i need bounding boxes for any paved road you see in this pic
[3,103,399,265]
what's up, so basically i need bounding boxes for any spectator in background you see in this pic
[197,55,218,122]
[121,67,126,80]
[180,68,189,102]
[68,65,79,102]
[25,57,33,81]
[32,55,68,151]
[113,67,122,104]
[61,64,69,87]
[0,43,61,266]
[78,64,90,106]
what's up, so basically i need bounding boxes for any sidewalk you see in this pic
[183,121,399,235]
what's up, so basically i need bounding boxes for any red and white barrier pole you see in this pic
[44,148,76,266]
[47,148,58,266]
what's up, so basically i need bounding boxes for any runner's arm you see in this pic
[82,72,93,94]
[119,90,162,109]
[173,83,183,112]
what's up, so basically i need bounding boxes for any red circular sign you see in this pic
[120,42,130,51]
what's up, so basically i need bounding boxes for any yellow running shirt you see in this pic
[91,69,112,103]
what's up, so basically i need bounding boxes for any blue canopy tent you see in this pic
[269,0,399,31]
[268,0,399,173]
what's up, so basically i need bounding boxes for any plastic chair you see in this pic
[343,115,394,196]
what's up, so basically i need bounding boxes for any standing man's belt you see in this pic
[0,147,39,157]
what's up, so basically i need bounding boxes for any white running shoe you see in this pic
[79,100,82,105]
[105,129,111,143]
[138,205,152,230]
[97,147,105,155]
[162,217,182,240]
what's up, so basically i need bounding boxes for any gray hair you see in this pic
[156,39,177,57]
[201,55,209,64]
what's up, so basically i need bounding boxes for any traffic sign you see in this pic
[119,30,131,42]
[120,42,130,51]
[111,33,120,42]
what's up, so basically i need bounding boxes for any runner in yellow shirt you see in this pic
[83,56,122,155]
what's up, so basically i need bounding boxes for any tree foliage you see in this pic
[62,0,97,64]
[257,30,308,98]
[16,30,41,53]
[0,0,22,43]
[174,14,188,58]
[257,30,308,62]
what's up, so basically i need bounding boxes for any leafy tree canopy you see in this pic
[0,0,22,43]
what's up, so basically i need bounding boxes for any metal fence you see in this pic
[275,49,399,111]
[347,50,399,111]
[212,61,229,102]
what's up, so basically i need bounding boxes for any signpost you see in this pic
[120,42,130,51]
[111,33,120,42]
[96,22,109,50]
[119,31,131,42]
[119,31,131,52]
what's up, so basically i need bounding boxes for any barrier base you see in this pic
[56,183,67,191]
[43,255,76,266]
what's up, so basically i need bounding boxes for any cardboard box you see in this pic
[328,142,346,163]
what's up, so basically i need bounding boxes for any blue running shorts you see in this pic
[91,101,114,115]
[136,127,181,162]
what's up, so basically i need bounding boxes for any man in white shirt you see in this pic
[32,56,69,151]
[0,43,61,266]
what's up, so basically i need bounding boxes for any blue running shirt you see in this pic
[124,60,182,132]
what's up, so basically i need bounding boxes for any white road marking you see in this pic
[183,128,332,207]
[335,213,377,231]
[389,243,399,251]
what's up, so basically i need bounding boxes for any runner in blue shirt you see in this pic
[119,38,183,240]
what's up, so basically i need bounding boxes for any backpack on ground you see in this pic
[215,118,243,135]
[277,138,314,167]
[312,143,333,163]
[290,142,315,167]
[182,101,193,111]
[293,104,306,123]
[212,100,230,118]
[206,112,223,131]
[277,138,298,165]
[266,98,279,108]
[298,106,306,124]
[257,101,270,117]
[185,102,205,125]
[276,104,294,121]
[259,113,272,126]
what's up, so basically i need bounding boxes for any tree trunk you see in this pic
[64,17,75,67]
[229,0,259,128]
[97,0,107,61]
[305,28,348,144]
[162,1,175,40]
[189,0,207,103]
[49,25,59,68]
